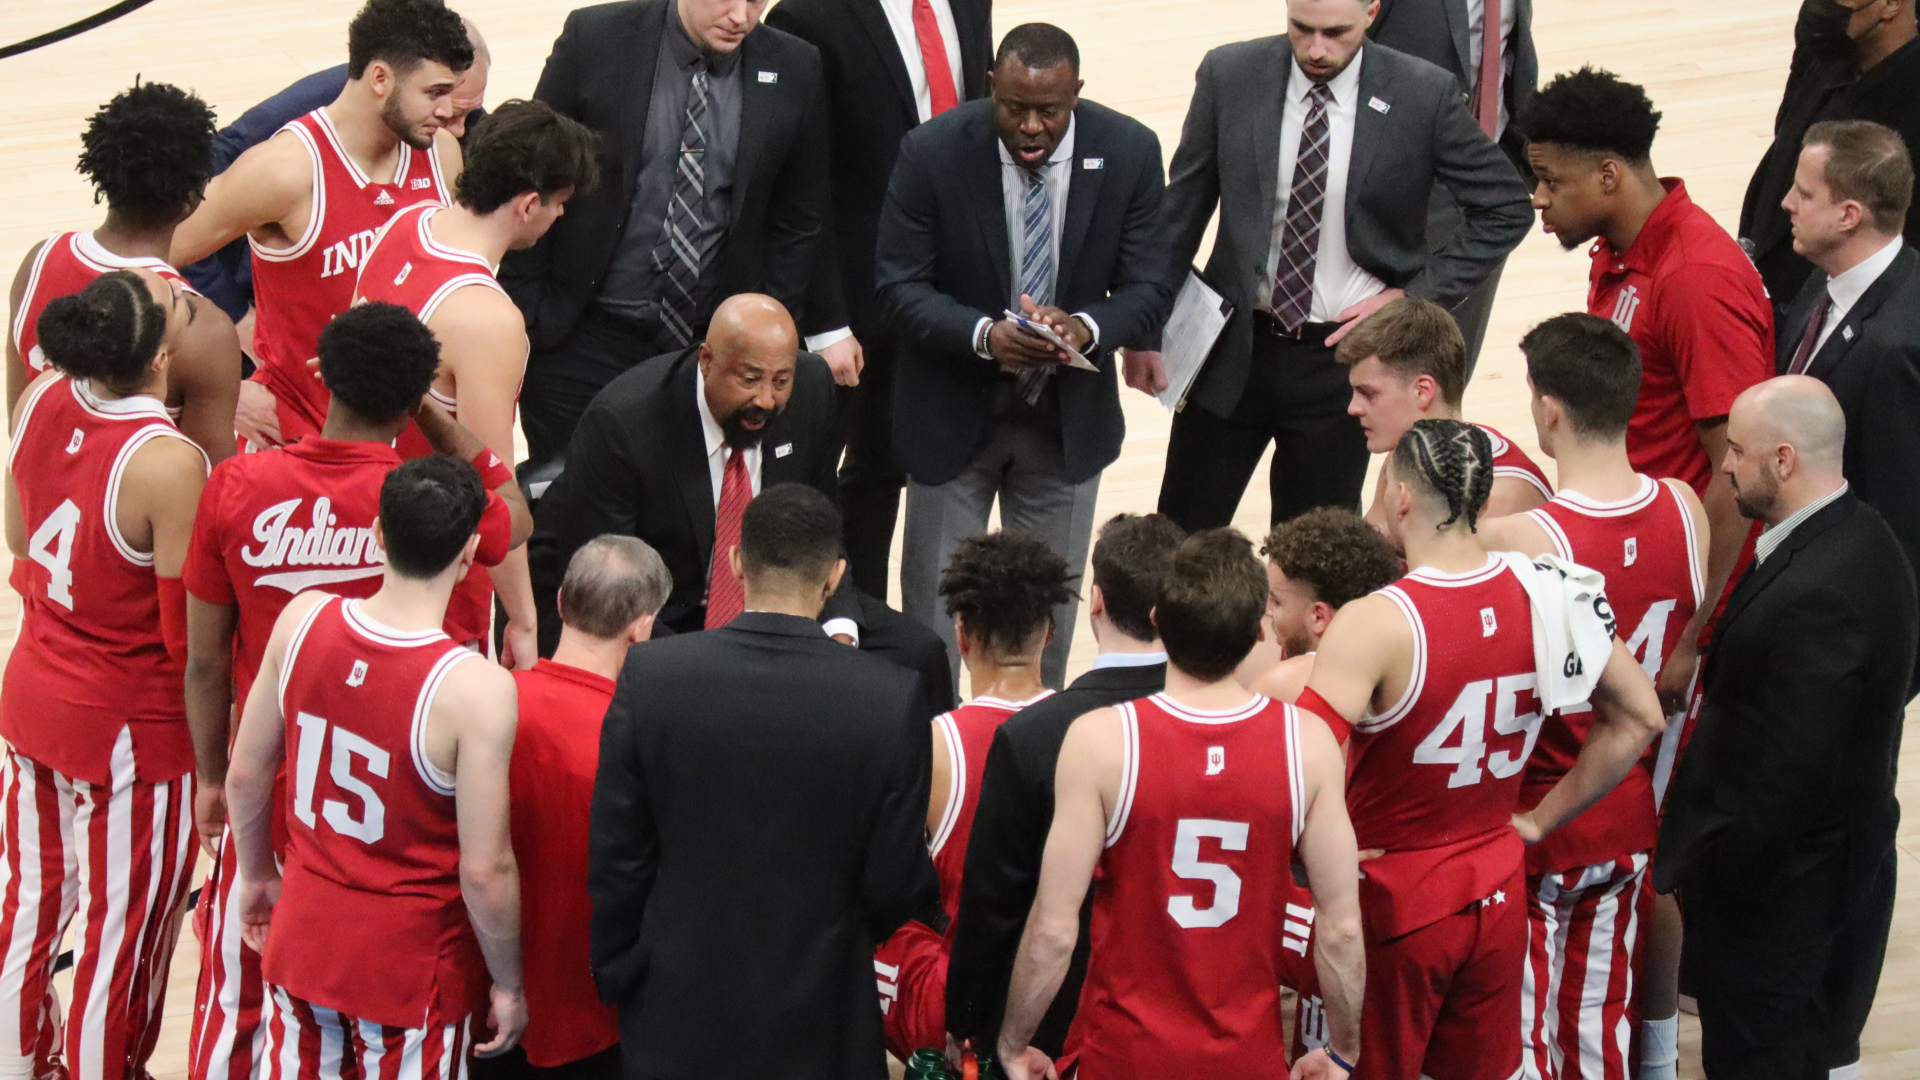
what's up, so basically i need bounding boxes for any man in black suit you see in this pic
[943,513,1184,1056]
[503,0,853,465]
[589,483,939,1080]
[1126,0,1531,533]
[1775,120,1920,670]
[530,293,955,711]
[1655,376,1918,1080]
[1367,0,1537,370]
[876,24,1175,688]
[765,0,994,598]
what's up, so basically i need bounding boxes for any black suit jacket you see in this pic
[1655,495,1916,929]
[764,0,992,338]
[1777,245,1920,689]
[875,99,1175,486]
[500,0,834,346]
[532,346,843,633]
[1369,0,1537,172]
[944,660,1168,1055]
[590,612,939,1079]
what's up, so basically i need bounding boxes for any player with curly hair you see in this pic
[1246,506,1403,702]
[873,531,1073,1066]
[7,80,243,464]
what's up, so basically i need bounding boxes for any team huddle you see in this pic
[0,0,1880,1078]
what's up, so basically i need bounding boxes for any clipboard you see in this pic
[1158,270,1233,411]
[1002,310,1100,372]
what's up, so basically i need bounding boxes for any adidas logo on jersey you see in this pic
[346,660,368,687]
[374,190,395,206]
[64,428,83,454]
[394,262,413,286]
[1205,746,1225,776]
[1480,607,1498,637]
[411,177,433,190]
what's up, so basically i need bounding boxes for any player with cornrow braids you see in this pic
[1294,417,1667,1079]
[2,268,212,1080]
[7,81,243,464]
[872,531,1072,1068]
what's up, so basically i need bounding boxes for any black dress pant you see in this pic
[836,331,906,599]
[467,1043,620,1080]
[521,306,671,465]
[1822,844,1898,1069]
[1157,316,1369,532]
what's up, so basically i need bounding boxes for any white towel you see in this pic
[1492,551,1619,712]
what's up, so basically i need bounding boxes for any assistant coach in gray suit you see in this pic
[1131,0,1531,533]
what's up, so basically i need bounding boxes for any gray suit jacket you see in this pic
[1369,0,1537,135]
[1164,39,1531,417]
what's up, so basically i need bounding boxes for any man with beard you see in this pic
[168,0,473,450]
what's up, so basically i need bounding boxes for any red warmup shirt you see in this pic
[1586,179,1774,495]
[508,659,621,1067]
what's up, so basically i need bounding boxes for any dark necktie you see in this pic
[1786,292,1834,376]
[912,0,959,115]
[1015,166,1056,404]
[705,447,750,630]
[652,61,711,347]
[1268,82,1333,333]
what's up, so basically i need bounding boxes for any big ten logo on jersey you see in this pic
[1206,746,1225,776]
[319,227,381,280]
[1414,674,1543,789]
[240,496,386,593]
[292,712,388,844]
[873,959,899,1016]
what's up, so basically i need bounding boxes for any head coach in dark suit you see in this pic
[501,0,843,467]
[876,23,1176,689]
[763,0,994,599]
[589,483,940,1080]
[1133,0,1531,535]
[529,293,955,711]
[1654,377,1917,1079]
[942,512,1184,1057]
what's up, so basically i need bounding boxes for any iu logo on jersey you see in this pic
[64,429,83,454]
[1480,607,1498,637]
[394,262,413,286]
[1206,746,1225,776]
[1609,284,1643,333]
[346,659,369,687]
[1624,536,1639,566]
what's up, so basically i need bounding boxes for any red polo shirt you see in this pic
[508,659,621,1066]
[1586,179,1774,495]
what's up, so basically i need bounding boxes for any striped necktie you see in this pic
[1015,165,1056,404]
[652,63,711,347]
[1267,82,1333,333]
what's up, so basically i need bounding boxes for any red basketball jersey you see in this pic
[1346,557,1540,937]
[261,595,489,1029]
[11,231,193,375]
[1,376,206,785]
[1479,424,1553,503]
[929,692,1051,919]
[250,111,449,433]
[1073,693,1305,1078]
[1520,476,1702,871]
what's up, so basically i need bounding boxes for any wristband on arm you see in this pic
[470,447,514,490]
[1295,685,1353,746]
[158,576,189,665]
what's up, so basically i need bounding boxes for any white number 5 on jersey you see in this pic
[1168,818,1250,928]
[27,499,82,610]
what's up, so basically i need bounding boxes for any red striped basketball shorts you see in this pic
[261,988,470,1080]
[1521,852,1651,1080]
[190,830,268,1080]
[0,733,196,1080]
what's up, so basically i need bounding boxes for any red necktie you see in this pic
[704,448,751,630]
[1476,0,1503,138]
[1787,292,1834,375]
[912,0,959,116]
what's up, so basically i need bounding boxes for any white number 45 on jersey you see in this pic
[1413,675,1544,789]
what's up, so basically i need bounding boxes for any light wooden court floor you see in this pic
[0,0,1914,1074]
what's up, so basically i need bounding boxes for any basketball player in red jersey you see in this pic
[1000,530,1366,1080]
[353,99,598,665]
[1240,507,1403,700]
[1474,316,1707,1080]
[0,270,210,1080]
[226,456,526,1077]
[1341,298,1554,542]
[182,302,526,1080]
[1300,419,1667,1080]
[169,0,473,449]
[7,82,242,463]
[874,531,1073,1061]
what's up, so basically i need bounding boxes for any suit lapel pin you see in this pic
[1369,96,1390,114]
[1842,325,1855,342]
[758,70,778,84]
[774,443,794,458]
[1083,157,1104,170]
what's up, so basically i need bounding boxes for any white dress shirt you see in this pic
[1812,234,1903,354]
[969,117,1101,356]
[1264,55,1388,323]
[1756,481,1850,564]
[876,0,963,123]
[1465,0,1519,136]
[696,369,859,641]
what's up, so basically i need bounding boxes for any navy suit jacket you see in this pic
[874,99,1174,486]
